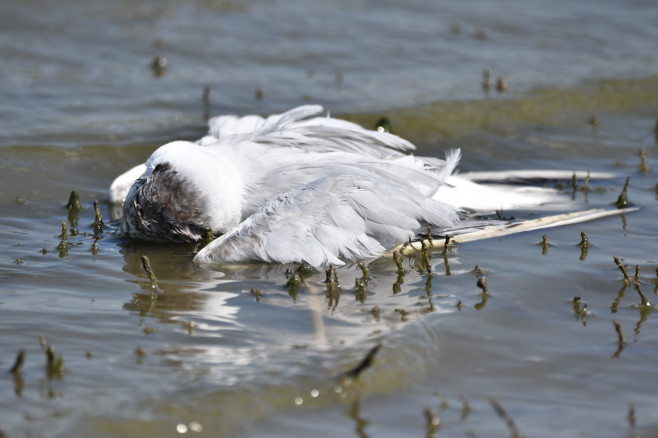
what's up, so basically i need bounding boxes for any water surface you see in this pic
[1,1,658,437]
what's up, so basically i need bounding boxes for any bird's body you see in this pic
[109,105,625,266]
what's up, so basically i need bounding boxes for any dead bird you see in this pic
[109,105,635,266]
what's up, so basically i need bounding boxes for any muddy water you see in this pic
[1,0,658,437]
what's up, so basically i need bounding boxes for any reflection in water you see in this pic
[348,398,370,438]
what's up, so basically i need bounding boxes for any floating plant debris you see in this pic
[65,190,82,210]
[489,396,522,438]
[371,305,380,320]
[295,262,316,282]
[496,76,507,92]
[40,336,64,379]
[634,280,651,308]
[374,116,392,133]
[628,403,636,430]
[325,265,341,310]
[581,171,591,193]
[639,148,649,173]
[612,320,626,358]
[254,86,264,100]
[392,250,406,294]
[540,234,551,255]
[613,256,631,283]
[477,276,488,294]
[57,220,71,258]
[355,262,369,303]
[345,343,381,379]
[616,175,631,208]
[424,408,440,434]
[613,320,626,345]
[286,272,302,300]
[151,55,167,76]
[578,232,590,260]
[140,255,159,290]
[572,297,588,325]
[9,350,25,374]
[393,251,405,275]
[250,288,262,302]
[92,200,104,235]
[634,265,641,283]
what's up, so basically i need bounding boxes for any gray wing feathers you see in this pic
[204,105,416,156]
[194,176,458,266]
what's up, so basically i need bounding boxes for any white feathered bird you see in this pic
[108,105,631,266]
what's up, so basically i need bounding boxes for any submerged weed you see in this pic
[615,175,631,208]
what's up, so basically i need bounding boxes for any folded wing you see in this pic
[194,175,459,267]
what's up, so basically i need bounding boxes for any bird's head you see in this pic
[120,141,243,243]
[121,161,212,243]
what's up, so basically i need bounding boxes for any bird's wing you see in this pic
[240,150,461,219]
[201,105,416,158]
[194,175,459,267]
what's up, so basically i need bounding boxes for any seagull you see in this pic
[108,105,634,266]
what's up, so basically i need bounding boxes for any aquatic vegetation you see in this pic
[613,256,631,283]
[476,276,488,295]
[639,148,649,173]
[572,297,589,326]
[354,262,368,303]
[40,336,64,379]
[325,266,341,311]
[424,407,440,435]
[392,251,405,275]
[345,343,381,379]
[612,320,626,358]
[9,350,25,375]
[443,245,452,276]
[580,171,591,194]
[65,191,82,231]
[489,396,522,438]
[540,233,551,255]
[496,76,507,93]
[92,200,104,235]
[140,255,160,294]
[57,220,71,258]
[250,288,262,302]
[615,175,631,208]
[65,190,82,210]
[578,232,590,260]
[374,116,392,133]
[286,272,302,301]
[633,280,651,308]
[151,55,167,77]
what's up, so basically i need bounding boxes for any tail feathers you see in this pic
[437,176,563,213]
[392,207,639,256]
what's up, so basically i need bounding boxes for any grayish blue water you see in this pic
[1,0,658,437]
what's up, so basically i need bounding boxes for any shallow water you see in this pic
[1,0,658,437]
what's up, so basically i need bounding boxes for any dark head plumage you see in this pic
[121,162,212,243]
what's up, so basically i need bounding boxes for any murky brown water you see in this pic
[1,0,658,437]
